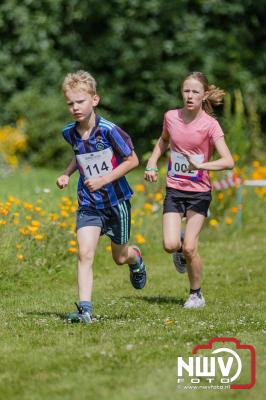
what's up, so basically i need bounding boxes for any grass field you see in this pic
[0,167,265,400]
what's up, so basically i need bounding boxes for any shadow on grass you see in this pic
[122,295,184,306]
[26,311,66,320]
[26,311,134,323]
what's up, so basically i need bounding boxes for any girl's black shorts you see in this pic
[163,187,212,217]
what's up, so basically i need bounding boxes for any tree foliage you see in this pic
[0,0,265,166]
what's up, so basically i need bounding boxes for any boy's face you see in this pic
[181,78,207,112]
[64,88,100,122]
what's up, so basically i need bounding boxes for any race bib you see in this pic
[76,147,114,179]
[168,152,204,178]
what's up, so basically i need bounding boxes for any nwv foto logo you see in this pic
[177,338,256,390]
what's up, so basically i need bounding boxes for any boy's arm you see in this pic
[84,151,139,193]
[144,130,170,182]
[56,157,77,189]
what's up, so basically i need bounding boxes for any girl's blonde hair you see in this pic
[181,71,225,116]
[62,70,97,95]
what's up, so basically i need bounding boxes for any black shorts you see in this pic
[163,187,211,217]
[76,200,131,245]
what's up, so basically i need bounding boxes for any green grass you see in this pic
[0,168,265,400]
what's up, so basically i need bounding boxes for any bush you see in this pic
[0,119,27,173]
[5,87,73,168]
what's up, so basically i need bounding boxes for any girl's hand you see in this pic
[56,175,69,189]
[183,154,202,171]
[144,166,159,182]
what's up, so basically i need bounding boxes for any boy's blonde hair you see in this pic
[62,70,97,95]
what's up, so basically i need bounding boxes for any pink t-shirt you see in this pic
[163,109,224,192]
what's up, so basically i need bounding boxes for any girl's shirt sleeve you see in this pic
[209,119,224,145]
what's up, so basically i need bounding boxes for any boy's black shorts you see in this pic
[76,200,131,245]
[163,187,212,217]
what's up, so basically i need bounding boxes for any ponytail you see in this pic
[203,84,225,116]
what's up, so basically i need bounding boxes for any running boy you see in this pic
[144,71,234,309]
[57,70,146,323]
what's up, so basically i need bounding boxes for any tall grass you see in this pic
[0,168,265,399]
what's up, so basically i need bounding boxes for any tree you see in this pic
[1,0,265,166]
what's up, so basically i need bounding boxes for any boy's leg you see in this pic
[182,210,206,308]
[66,225,101,323]
[77,226,101,301]
[111,242,138,265]
[111,242,146,289]
[102,200,146,290]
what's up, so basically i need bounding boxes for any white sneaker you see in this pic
[173,251,187,273]
[183,293,205,309]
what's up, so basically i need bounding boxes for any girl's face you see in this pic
[64,88,100,122]
[181,78,207,112]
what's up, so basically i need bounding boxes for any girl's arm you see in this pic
[185,137,234,171]
[144,131,170,182]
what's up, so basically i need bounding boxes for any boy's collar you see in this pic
[74,114,100,130]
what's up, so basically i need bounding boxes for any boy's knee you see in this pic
[78,248,94,263]
[113,254,127,265]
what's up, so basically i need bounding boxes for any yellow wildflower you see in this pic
[144,203,153,211]
[133,184,145,192]
[34,234,45,240]
[225,217,233,225]
[209,219,218,227]
[31,220,40,227]
[154,192,163,201]
[135,233,145,244]
[217,193,224,201]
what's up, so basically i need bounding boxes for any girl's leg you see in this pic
[163,212,183,253]
[77,226,101,301]
[183,210,205,290]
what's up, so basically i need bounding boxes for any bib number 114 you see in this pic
[86,161,109,176]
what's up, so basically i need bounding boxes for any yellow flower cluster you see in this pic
[0,120,27,167]
[1,160,265,264]
[0,194,78,262]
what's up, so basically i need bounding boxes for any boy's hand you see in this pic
[56,175,69,189]
[84,176,106,192]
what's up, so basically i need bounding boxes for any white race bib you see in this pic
[76,147,114,179]
[168,152,204,178]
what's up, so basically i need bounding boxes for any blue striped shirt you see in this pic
[62,115,134,209]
